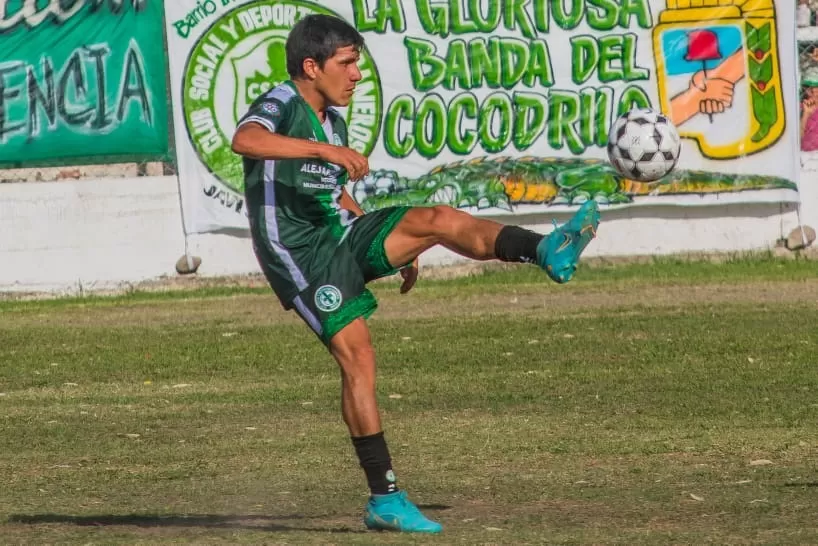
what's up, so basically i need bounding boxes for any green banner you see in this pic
[0,0,170,166]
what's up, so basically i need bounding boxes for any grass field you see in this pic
[2,256,818,544]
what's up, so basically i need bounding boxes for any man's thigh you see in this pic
[290,244,379,347]
[345,206,412,282]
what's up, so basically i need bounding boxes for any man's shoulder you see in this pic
[241,83,303,134]
[247,83,298,114]
[260,82,298,105]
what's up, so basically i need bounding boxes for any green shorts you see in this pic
[287,206,411,347]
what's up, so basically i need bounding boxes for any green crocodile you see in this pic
[351,156,797,212]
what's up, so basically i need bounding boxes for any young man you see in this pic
[231,14,600,534]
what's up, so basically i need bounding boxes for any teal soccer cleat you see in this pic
[364,491,443,534]
[537,200,600,284]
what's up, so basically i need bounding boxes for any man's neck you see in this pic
[292,79,327,122]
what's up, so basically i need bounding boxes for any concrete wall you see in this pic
[0,177,186,293]
[2,153,817,293]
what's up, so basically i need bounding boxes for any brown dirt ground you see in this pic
[5,276,818,329]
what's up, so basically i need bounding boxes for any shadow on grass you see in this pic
[8,513,362,533]
[9,505,452,533]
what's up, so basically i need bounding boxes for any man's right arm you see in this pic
[231,103,370,181]
[231,123,326,161]
[232,123,370,180]
[231,97,328,161]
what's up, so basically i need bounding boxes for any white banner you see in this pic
[166,0,800,234]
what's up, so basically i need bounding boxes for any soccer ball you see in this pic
[606,108,681,182]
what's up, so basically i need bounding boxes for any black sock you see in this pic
[494,225,544,264]
[351,432,398,495]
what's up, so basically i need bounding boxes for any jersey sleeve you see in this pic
[237,97,290,134]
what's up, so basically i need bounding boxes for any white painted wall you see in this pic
[0,177,186,293]
[2,154,816,293]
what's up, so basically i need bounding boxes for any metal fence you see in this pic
[799,16,818,150]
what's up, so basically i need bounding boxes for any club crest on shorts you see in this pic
[315,285,343,312]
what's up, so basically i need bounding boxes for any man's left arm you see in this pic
[340,186,365,217]
[339,180,420,293]
[335,122,418,291]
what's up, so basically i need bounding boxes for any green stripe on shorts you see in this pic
[365,206,411,276]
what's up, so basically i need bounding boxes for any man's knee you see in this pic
[335,343,377,386]
[330,320,377,370]
[419,205,464,236]
[338,342,376,365]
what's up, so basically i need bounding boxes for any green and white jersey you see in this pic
[237,81,356,305]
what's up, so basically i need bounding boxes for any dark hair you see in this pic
[286,15,364,78]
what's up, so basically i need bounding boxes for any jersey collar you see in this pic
[284,80,330,144]
[283,81,349,185]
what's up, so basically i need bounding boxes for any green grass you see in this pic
[2,258,818,544]
[1,250,815,309]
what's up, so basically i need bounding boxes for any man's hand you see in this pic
[399,259,419,294]
[803,97,818,118]
[320,145,370,181]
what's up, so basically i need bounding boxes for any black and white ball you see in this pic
[607,108,681,182]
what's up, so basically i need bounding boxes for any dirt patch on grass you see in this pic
[4,279,818,329]
[5,247,818,302]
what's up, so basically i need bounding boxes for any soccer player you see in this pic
[231,14,600,534]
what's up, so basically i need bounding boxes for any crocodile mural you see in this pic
[351,156,797,213]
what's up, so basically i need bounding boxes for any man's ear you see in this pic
[302,58,319,80]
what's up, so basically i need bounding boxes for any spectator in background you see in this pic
[799,0,812,27]
[801,77,818,151]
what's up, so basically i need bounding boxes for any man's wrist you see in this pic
[310,141,331,160]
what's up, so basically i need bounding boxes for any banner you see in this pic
[0,0,169,166]
[167,0,800,234]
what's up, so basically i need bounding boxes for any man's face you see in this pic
[314,45,362,107]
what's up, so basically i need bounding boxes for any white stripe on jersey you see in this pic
[237,115,276,132]
[264,84,296,102]
[293,295,323,335]
[239,85,296,132]
[264,159,309,291]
